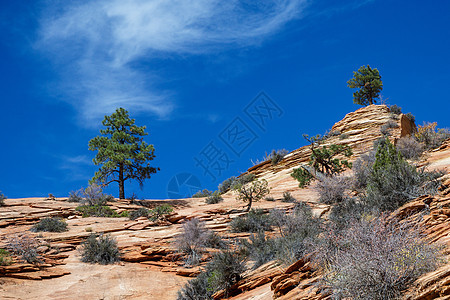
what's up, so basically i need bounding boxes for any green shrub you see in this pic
[0,249,12,266]
[192,189,213,198]
[8,234,41,264]
[177,271,212,300]
[150,204,173,221]
[365,138,441,211]
[218,176,237,194]
[177,250,245,299]
[230,209,272,233]
[204,231,228,249]
[314,217,442,300]
[76,205,127,217]
[405,112,416,123]
[205,191,223,204]
[291,166,314,188]
[396,136,424,160]
[0,191,6,206]
[268,149,289,165]
[31,217,68,232]
[80,234,120,264]
[281,191,296,203]
[206,251,246,295]
[304,134,353,175]
[389,104,402,115]
[129,207,150,220]
[235,174,256,186]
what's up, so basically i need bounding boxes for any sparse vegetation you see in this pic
[192,189,213,198]
[149,204,173,221]
[339,133,350,140]
[281,191,296,202]
[233,178,269,211]
[31,217,68,232]
[76,205,128,218]
[0,191,6,206]
[129,207,150,220]
[8,234,41,264]
[347,65,383,106]
[80,234,120,264]
[205,191,223,204]
[230,209,272,233]
[313,216,442,300]
[265,196,275,201]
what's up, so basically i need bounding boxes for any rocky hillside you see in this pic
[1,105,449,300]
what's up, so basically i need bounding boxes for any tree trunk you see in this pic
[246,199,252,212]
[119,164,125,199]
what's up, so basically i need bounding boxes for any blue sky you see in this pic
[1,0,449,199]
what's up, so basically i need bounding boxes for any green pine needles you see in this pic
[88,108,159,199]
[347,65,383,106]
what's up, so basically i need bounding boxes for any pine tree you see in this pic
[347,65,383,106]
[88,108,159,199]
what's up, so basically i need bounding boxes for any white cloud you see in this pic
[37,0,307,126]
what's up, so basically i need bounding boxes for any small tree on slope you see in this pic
[88,108,159,199]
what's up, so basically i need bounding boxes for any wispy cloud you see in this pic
[58,155,93,182]
[36,0,308,126]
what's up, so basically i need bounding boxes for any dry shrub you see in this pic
[7,234,41,264]
[396,136,424,160]
[315,175,352,204]
[313,216,442,300]
[205,191,223,204]
[177,218,226,266]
